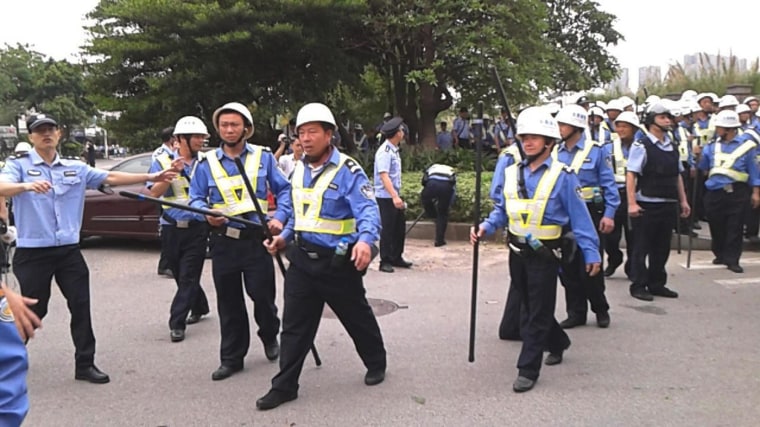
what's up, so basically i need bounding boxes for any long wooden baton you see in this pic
[468,101,484,363]
[233,157,322,367]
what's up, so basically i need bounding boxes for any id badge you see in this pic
[226,227,241,239]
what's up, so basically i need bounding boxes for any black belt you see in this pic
[507,233,561,251]
[161,213,205,229]
[295,238,346,260]
[211,225,263,240]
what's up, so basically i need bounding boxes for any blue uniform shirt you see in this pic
[281,148,381,247]
[148,151,204,224]
[152,143,173,162]
[188,144,292,227]
[481,157,601,264]
[627,131,684,202]
[697,136,760,190]
[373,141,401,198]
[489,150,517,201]
[453,117,470,140]
[0,302,29,427]
[555,134,620,218]
[0,150,108,248]
[436,131,454,150]
[494,120,514,147]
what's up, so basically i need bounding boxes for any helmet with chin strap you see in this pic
[644,103,673,131]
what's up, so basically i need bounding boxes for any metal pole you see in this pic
[468,101,484,363]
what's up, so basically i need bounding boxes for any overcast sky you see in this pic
[0,0,756,91]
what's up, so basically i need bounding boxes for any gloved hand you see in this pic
[1,226,17,244]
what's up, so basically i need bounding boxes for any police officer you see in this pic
[452,107,471,149]
[0,113,178,383]
[588,106,612,144]
[626,103,690,301]
[553,104,618,329]
[697,111,760,273]
[472,106,600,393]
[149,116,211,342]
[374,116,411,273]
[154,127,177,278]
[604,111,640,278]
[421,163,456,247]
[189,102,291,381]
[256,103,386,410]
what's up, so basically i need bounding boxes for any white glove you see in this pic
[1,226,17,244]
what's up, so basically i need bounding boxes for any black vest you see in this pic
[637,136,679,200]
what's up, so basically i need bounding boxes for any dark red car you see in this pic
[81,153,159,240]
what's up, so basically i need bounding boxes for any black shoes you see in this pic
[264,341,280,362]
[434,240,447,247]
[596,312,611,328]
[75,365,110,384]
[559,317,586,329]
[544,352,563,366]
[256,389,298,410]
[170,329,185,342]
[211,365,242,381]
[391,259,413,268]
[604,261,622,277]
[379,263,394,273]
[712,258,725,265]
[727,264,744,273]
[157,268,174,278]
[512,376,536,393]
[186,312,208,325]
[364,369,386,386]
[650,287,679,298]
[631,289,654,301]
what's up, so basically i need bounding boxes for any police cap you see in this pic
[27,113,58,131]
[380,117,404,137]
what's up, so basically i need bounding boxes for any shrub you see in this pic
[400,171,495,223]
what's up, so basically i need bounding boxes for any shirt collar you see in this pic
[30,148,62,166]
[519,155,553,171]
[559,133,586,152]
[383,140,399,153]
[217,143,254,160]
[645,131,671,146]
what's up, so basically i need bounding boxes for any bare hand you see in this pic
[628,203,643,218]
[205,210,227,227]
[151,168,179,183]
[753,194,760,209]
[263,235,286,255]
[680,202,691,218]
[170,158,185,172]
[268,219,284,236]
[470,225,486,245]
[351,241,372,271]
[25,180,52,194]
[586,263,601,276]
[599,217,615,234]
[3,287,41,341]
[392,196,404,209]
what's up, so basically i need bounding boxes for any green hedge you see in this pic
[398,171,495,223]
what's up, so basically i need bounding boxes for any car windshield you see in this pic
[111,155,151,174]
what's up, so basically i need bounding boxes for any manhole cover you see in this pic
[322,298,400,319]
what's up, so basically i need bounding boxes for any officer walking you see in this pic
[421,163,456,247]
[626,103,690,301]
[374,117,412,273]
[0,113,178,383]
[149,116,211,342]
[604,111,640,278]
[256,103,386,410]
[153,127,178,278]
[472,106,600,393]
[697,111,760,273]
[189,102,292,381]
[553,104,618,329]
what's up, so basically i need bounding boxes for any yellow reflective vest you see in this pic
[610,135,627,184]
[709,140,756,183]
[206,148,268,216]
[503,161,564,239]
[156,153,196,209]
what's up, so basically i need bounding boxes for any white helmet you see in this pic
[713,110,741,128]
[14,141,31,154]
[295,102,337,130]
[606,99,623,112]
[681,89,698,100]
[689,102,703,114]
[718,95,739,108]
[173,116,209,137]
[516,106,561,140]
[744,96,758,105]
[213,102,254,140]
[617,96,635,110]
[543,103,561,116]
[736,104,751,115]
[555,104,588,129]
[614,111,640,128]
[595,101,608,111]
[588,106,605,118]
[645,95,661,105]
[696,93,713,103]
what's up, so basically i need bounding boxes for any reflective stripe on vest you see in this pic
[156,153,191,209]
[611,135,627,184]
[291,154,357,235]
[500,144,523,164]
[676,128,689,162]
[552,140,595,173]
[709,141,755,182]
[206,148,268,216]
[503,162,564,239]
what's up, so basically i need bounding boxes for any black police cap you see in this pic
[26,114,58,131]
[380,117,404,137]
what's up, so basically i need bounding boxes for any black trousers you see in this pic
[498,272,524,340]
[604,188,632,275]
[629,201,677,293]
[559,205,609,319]
[162,224,210,330]
[157,212,171,273]
[14,245,96,369]
[704,185,750,266]
[377,197,406,265]
[272,244,386,393]
[421,180,455,244]
[211,234,279,368]
[677,168,695,232]
[509,250,570,381]
[743,199,760,238]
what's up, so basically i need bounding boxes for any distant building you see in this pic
[608,68,630,93]
[638,66,661,88]
[682,53,749,77]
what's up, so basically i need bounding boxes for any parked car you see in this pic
[81,152,159,240]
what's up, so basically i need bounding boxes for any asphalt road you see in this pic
[20,238,760,426]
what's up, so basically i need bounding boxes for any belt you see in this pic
[161,213,204,229]
[211,225,263,240]
[507,233,561,255]
[295,237,345,260]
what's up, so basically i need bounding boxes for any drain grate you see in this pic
[322,298,400,318]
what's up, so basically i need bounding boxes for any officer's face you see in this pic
[654,114,672,129]
[558,123,575,140]
[698,98,713,112]
[29,124,60,149]
[615,122,636,140]
[748,101,759,113]
[607,110,620,121]
[187,134,205,151]
[292,139,304,156]
[521,134,547,156]
[715,127,730,139]
[297,122,331,156]
[217,113,245,143]
[740,112,751,123]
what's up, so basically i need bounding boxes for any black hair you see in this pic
[160,127,175,142]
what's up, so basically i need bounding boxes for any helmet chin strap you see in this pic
[654,122,672,133]
[526,140,554,163]
[303,145,332,164]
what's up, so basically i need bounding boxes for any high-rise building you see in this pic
[608,68,630,93]
[638,66,661,88]
[682,53,750,77]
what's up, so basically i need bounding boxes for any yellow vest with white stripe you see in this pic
[156,153,191,209]
[503,161,564,239]
[709,140,755,183]
[552,139,598,200]
[695,117,715,146]
[500,144,523,164]
[206,147,268,216]
[674,127,689,162]
[291,154,357,235]
[611,135,627,184]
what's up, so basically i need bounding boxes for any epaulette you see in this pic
[344,157,363,174]
[562,165,575,174]
[632,140,643,147]
[261,146,271,152]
